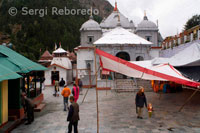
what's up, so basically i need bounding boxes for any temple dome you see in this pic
[137,15,158,31]
[51,57,72,69]
[80,17,101,31]
[100,12,135,29]
[100,2,135,29]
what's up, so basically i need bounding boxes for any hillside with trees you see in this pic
[0,0,112,61]
[184,14,200,30]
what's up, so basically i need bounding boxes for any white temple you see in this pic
[44,47,72,86]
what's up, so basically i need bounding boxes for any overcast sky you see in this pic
[107,0,200,38]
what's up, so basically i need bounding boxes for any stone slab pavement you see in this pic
[12,86,200,133]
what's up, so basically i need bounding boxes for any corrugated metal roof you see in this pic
[0,45,47,73]
[0,64,21,82]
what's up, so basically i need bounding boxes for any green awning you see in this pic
[0,45,47,73]
[0,64,22,82]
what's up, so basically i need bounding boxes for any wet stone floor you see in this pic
[12,86,200,133]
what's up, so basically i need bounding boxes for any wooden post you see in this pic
[89,69,92,88]
[106,75,108,96]
[22,75,26,92]
[34,72,37,97]
[82,67,100,104]
[40,78,42,94]
[76,68,78,85]
[94,46,99,133]
[27,74,30,98]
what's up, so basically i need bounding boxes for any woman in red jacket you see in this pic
[72,84,79,102]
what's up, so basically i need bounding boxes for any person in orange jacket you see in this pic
[61,85,71,111]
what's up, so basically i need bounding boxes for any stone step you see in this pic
[116,81,134,83]
[0,119,21,133]
[116,83,135,85]
[34,103,46,112]
[116,83,134,85]
[115,89,139,93]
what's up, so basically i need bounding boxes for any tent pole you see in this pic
[94,46,99,133]
[178,88,199,112]
[81,67,101,104]
[76,68,78,85]
[106,75,108,96]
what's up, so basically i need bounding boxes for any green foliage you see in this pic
[0,0,103,61]
[184,14,200,30]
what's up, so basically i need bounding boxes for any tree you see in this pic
[0,0,111,61]
[184,14,200,30]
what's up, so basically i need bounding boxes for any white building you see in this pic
[75,2,163,86]
[44,47,72,86]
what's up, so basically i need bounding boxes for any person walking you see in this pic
[72,84,79,102]
[59,78,65,87]
[40,77,45,90]
[61,85,71,111]
[54,80,59,97]
[21,92,36,125]
[67,96,80,133]
[135,87,147,119]
[78,79,83,95]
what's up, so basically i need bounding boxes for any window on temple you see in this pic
[86,60,93,73]
[87,36,94,44]
[146,36,151,41]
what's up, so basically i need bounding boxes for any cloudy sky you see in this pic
[107,0,200,38]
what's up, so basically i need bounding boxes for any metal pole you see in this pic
[94,46,99,133]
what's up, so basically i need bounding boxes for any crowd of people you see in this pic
[56,78,81,133]
[21,78,82,133]
[21,77,159,132]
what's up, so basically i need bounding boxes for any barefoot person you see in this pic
[61,85,71,111]
[135,87,147,119]
[67,96,80,133]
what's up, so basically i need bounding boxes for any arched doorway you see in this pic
[115,52,130,79]
[116,52,130,61]
[136,56,144,61]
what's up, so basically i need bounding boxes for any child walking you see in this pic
[148,103,153,118]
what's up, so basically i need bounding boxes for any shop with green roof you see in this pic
[0,45,47,129]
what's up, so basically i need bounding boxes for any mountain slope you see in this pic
[0,0,113,61]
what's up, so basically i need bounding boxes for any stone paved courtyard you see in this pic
[12,86,200,133]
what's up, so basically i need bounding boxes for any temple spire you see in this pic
[144,10,148,20]
[89,6,93,19]
[114,1,118,11]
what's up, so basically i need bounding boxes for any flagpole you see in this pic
[94,46,99,133]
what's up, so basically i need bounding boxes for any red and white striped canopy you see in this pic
[96,48,200,88]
